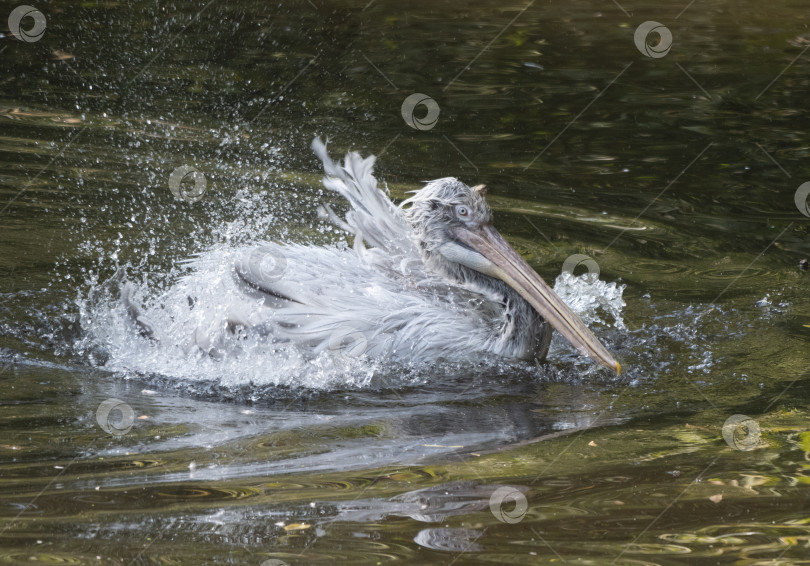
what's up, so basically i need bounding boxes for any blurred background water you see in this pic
[2,0,810,564]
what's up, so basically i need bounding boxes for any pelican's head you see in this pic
[401,178,621,374]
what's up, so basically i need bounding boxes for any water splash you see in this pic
[74,259,387,391]
[68,253,631,391]
[552,271,627,330]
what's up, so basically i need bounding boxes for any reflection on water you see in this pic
[2,0,810,563]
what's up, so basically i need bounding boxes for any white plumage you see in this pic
[122,138,620,372]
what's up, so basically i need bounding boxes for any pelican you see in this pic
[122,138,620,373]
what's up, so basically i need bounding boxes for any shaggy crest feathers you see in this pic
[400,178,491,259]
[400,177,489,214]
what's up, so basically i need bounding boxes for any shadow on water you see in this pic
[2,0,810,564]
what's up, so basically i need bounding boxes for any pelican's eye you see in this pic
[454,205,470,220]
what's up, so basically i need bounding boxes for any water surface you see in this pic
[2,0,810,564]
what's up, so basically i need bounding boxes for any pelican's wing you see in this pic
[312,137,419,260]
[118,243,502,363]
[235,243,501,360]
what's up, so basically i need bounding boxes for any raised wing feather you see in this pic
[311,137,419,261]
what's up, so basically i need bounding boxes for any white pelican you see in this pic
[122,138,621,373]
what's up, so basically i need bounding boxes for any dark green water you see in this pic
[2,0,810,564]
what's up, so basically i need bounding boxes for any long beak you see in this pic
[445,224,621,374]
